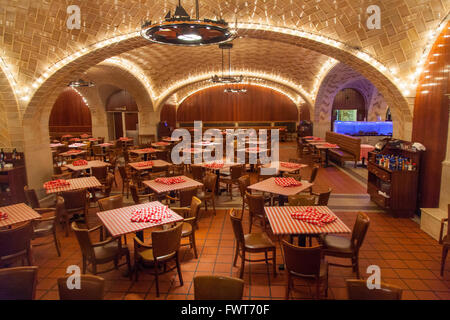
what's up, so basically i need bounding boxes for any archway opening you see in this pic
[48,88,92,139]
[104,88,139,140]
[331,88,366,130]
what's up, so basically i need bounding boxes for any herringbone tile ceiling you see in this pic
[0,0,448,95]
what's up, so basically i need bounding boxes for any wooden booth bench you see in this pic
[325,131,361,168]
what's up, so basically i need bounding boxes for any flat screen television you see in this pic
[336,109,357,122]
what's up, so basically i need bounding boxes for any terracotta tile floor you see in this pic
[17,142,450,300]
[28,206,449,300]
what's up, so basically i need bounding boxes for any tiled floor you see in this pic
[16,142,450,300]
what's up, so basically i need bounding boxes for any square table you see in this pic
[192,161,238,194]
[162,137,181,143]
[50,143,64,148]
[64,160,111,172]
[130,148,159,161]
[0,203,41,228]
[69,143,87,148]
[97,201,184,238]
[59,150,87,158]
[261,161,308,175]
[152,142,171,148]
[265,206,351,236]
[265,205,351,250]
[315,143,340,167]
[248,177,313,205]
[128,159,172,171]
[44,176,102,194]
[144,175,203,194]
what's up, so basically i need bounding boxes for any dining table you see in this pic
[64,160,111,172]
[0,203,41,228]
[97,201,184,241]
[314,143,340,167]
[128,159,172,172]
[129,148,159,161]
[144,175,204,195]
[264,205,351,267]
[248,177,313,206]
[44,176,102,194]
[261,161,308,176]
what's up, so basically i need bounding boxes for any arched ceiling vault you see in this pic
[0,1,446,141]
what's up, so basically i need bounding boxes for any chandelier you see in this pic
[224,88,247,93]
[210,43,243,84]
[68,79,95,88]
[141,0,235,46]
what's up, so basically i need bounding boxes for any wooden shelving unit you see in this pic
[367,140,423,218]
[0,152,27,206]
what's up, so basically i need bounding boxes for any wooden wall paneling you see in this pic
[177,84,298,122]
[106,90,138,112]
[160,104,177,128]
[48,88,92,133]
[412,22,450,208]
[331,88,367,124]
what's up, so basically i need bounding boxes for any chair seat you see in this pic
[33,221,53,234]
[182,222,192,236]
[197,192,213,200]
[244,233,275,250]
[137,248,154,262]
[322,234,352,253]
[93,241,121,260]
[328,149,355,160]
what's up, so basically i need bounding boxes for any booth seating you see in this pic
[325,132,361,168]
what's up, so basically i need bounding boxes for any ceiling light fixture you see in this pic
[211,43,243,84]
[68,79,95,88]
[141,0,235,46]
[224,88,247,93]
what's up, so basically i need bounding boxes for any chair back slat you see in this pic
[282,241,322,277]
[152,222,183,259]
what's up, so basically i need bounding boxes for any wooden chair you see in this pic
[197,173,217,216]
[191,165,205,182]
[229,209,276,279]
[92,145,106,161]
[71,222,132,279]
[129,182,155,204]
[58,274,105,300]
[220,164,244,200]
[320,212,370,279]
[91,166,108,185]
[31,197,64,257]
[52,172,72,180]
[172,196,202,258]
[60,189,90,236]
[282,240,328,299]
[107,155,118,186]
[133,222,184,297]
[0,266,38,300]
[346,279,402,300]
[439,204,449,276]
[24,186,43,209]
[97,194,127,244]
[288,194,316,206]
[194,275,244,300]
[90,173,115,203]
[170,163,185,177]
[312,188,332,206]
[0,222,34,267]
[118,166,130,198]
[166,187,198,208]
[238,175,251,214]
[246,191,267,233]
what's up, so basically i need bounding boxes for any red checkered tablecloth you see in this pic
[274,177,303,187]
[129,160,171,171]
[264,206,351,235]
[44,176,102,194]
[248,177,313,196]
[64,160,110,171]
[97,202,184,237]
[0,203,41,228]
[360,144,375,161]
[130,148,158,155]
[144,176,203,194]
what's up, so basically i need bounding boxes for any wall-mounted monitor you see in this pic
[336,109,357,122]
